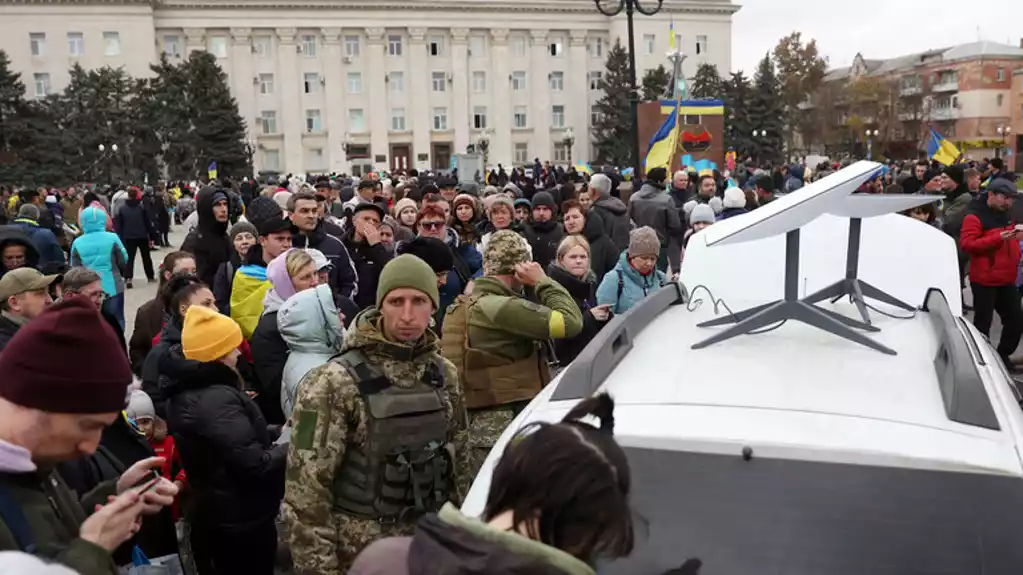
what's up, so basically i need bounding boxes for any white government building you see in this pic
[0,0,737,176]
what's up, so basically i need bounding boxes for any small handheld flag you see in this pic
[207,161,218,180]
[927,129,960,166]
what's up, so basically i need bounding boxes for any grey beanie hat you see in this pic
[690,203,716,226]
[17,204,40,220]
[126,389,155,421]
[628,226,661,258]
[228,220,258,241]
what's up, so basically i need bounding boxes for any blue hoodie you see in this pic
[596,252,668,315]
[70,206,129,295]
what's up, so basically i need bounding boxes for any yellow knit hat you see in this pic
[182,306,243,363]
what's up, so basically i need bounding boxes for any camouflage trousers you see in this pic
[465,407,519,484]
[333,515,415,573]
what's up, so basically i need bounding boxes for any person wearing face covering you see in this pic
[180,188,232,290]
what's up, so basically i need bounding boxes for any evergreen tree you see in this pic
[592,39,634,168]
[183,52,251,179]
[723,71,753,158]
[0,50,28,184]
[749,55,785,163]
[690,63,724,100]
[640,65,671,102]
[147,55,195,181]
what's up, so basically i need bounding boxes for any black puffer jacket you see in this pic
[547,264,607,366]
[342,229,393,310]
[142,319,199,420]
[292,222,358,299]
[163,359,287,529]
[522,220,564,270]
[249,309,288,425]
[581,211,619,284]
[180,188,232,289]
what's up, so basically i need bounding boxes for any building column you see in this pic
[490,28,512,168]
[184,28,205,54]
[365,27,388,171]
[276,28,303,175]
[230,28,256,175]
[529,29,551,164]
[322,27,346,174]
[450,28,470,156]
[569,30,589,165]
[408,27,431,172]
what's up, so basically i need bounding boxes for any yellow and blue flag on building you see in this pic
[927,128,960,166]
[669,20,676,51]
[207,160,218,180]
[644,99,681,172]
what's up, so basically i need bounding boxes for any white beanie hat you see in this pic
[0,552,78,574]
[690,204,716,226]
[723,187,746,209]
[126,389,155,421]
[708,196,724,214]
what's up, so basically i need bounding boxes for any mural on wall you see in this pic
[638,99,725,177]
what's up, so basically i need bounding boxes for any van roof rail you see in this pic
[551,282,687,402]
[923,288,999,430]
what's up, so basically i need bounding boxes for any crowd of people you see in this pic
[0,150,1018,574]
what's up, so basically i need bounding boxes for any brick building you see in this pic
[799,40,1023,161]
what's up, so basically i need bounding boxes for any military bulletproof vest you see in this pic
[441,294,551,410]
[331,349,454,521]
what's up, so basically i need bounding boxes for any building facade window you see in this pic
[469,35,486,57]
[511,71,526,91]
[307,148,325,170]
[511,36,526,58]
[260,111,277,134]
[433,107,448,130]
[391,108,407,131]
[347,72,362,94]
[103,32,120,56]
[259,73,274,95]
[304,73,319,94]
[67,32,84,56]
[472,71,486,93]
[349,109,366,132]
[253,35,271,58]
[262,149,280,171]
[550,71,564,92]
[589,71,603,91]
[552,105,565,128]
[996,94,1004,107]
[696,35,708,55]
[305,109,322,132]
[300,34,317,57]
[431,71,446,92]
[674,33,683,51]
[388,35,403,56]
[642,34,655,55]
[33,73,50,98]
[591,110,601,126]
[997,68,1005,82]
[514,143,528,164]
[344,35,360,57]
[30,33,46,57]
[553,143,568,163]
[514,106,528,128]
[210,36,228,58]
[588,38,603,58]
[389,72,404,93]
[429,35,444,56]
[473,106,488,130]
[163,35,181,57]
[549,39,564,57]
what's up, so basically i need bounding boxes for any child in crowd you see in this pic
[127,388,187,520]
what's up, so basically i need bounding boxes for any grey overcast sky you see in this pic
[730,0,1023,74]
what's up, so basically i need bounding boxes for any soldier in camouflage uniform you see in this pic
[283,254,469,575]
[441,230,583,480]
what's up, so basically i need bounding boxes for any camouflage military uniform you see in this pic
[442,230,583,480]
[283,308,469,575]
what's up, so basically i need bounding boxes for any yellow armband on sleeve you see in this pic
[548,310,566,339]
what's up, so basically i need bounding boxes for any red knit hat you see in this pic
[0,297,132,414]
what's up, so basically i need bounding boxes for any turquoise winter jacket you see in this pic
[70,207,128,296]
[596,252,668,315]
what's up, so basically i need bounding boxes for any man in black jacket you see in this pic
[342,203,392,309]
[289,191,358,299]
[522,191,564,270]
[180,187,232,290]
[115,188,156,288]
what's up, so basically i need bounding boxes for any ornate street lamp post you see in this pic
[478,130,491,180]
[98,143,118,184]
[997,125,1012,159]
[562,127,575,168]
[865,129,879,161]
[593,0,665,177]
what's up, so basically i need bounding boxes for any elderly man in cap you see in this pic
[0,298,178,574]
[284,254,468,575]
[343,202,393,310]
[0,267,59,353]
[440,230,583,478]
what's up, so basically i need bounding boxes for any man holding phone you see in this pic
[0,297,179,574]
[960,179,1023,372]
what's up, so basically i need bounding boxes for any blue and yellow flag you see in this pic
[644,99,681,172]
[927,129,960,166]
[669,20,676,51]
[207,160,218,180]
[574,162,593,176]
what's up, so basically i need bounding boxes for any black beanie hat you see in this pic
[531,191,555,210]
[396,236,454,274]
[0,297,132,414]
[247,196,292,236]
[943,165,965,186]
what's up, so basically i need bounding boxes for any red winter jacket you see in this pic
[959,199,1020,287]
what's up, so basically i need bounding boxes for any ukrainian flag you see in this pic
[927,128,960,166]
[644,99,681,172]
[574,163,593,176]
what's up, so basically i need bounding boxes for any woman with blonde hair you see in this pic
[249,248,318,424]
[547,235,610,366]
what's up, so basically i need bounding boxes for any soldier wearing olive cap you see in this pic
[440,230,583,479]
